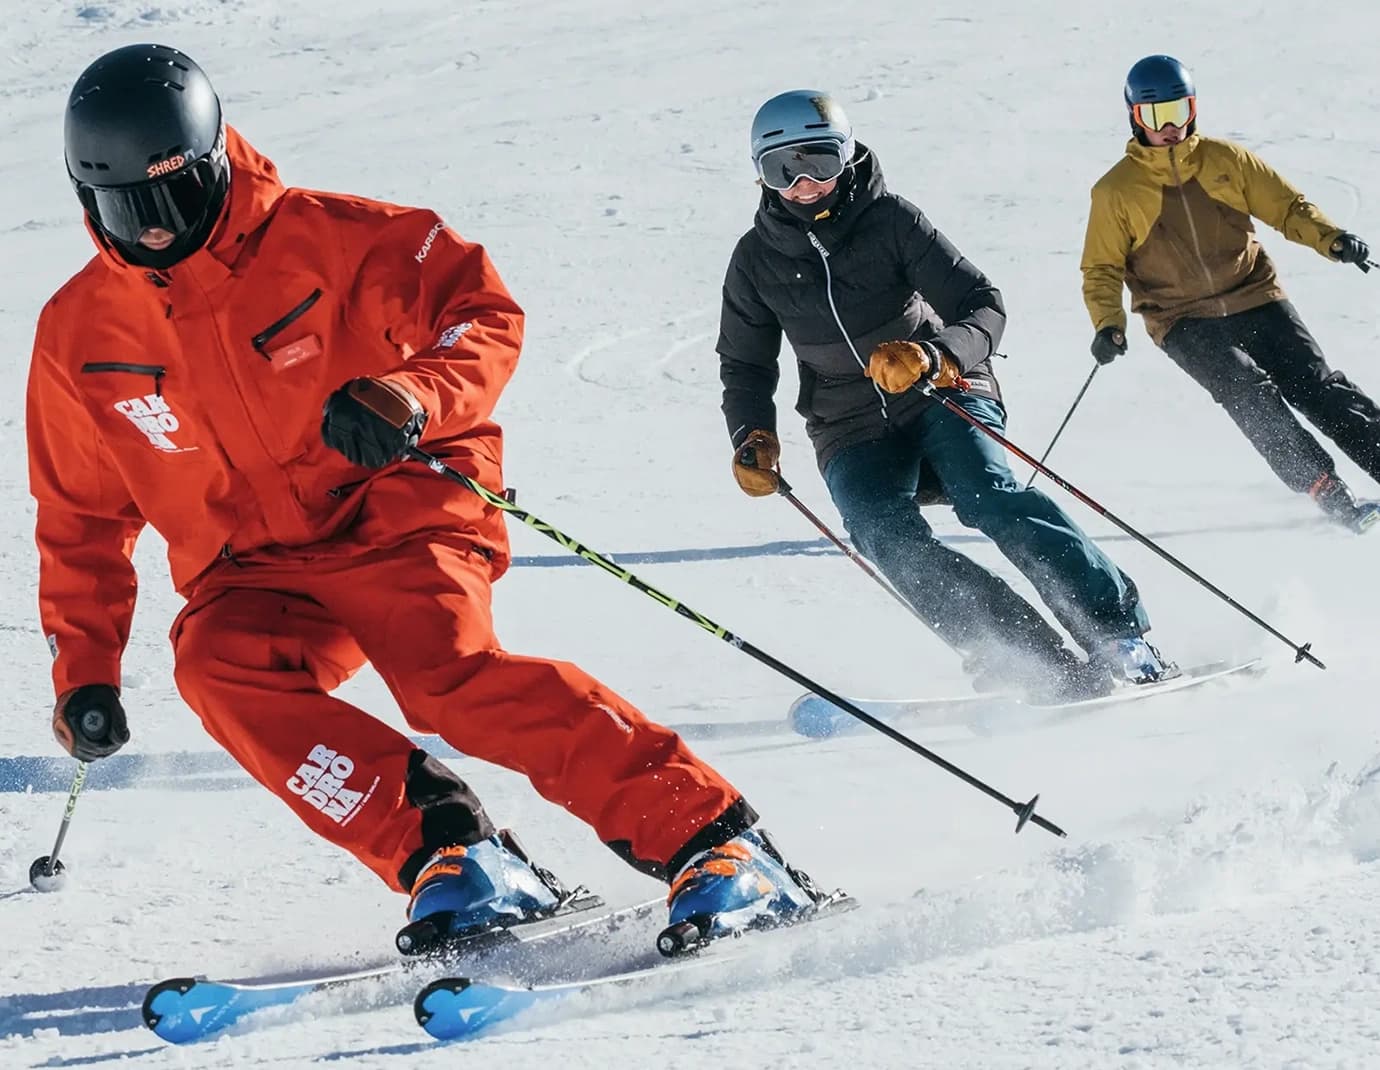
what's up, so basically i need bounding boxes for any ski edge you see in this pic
[141,894,664,1044]
[412,891,859,1041]
[789,657,1266,739]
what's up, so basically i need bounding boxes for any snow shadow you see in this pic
[1,717,787,795]
[510,517,1322,568]
[0,981,145,1042]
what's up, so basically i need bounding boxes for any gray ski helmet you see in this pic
[749,90,855,166]
[65,43,229,264]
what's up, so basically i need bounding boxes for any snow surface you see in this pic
[3,1,1380,1067]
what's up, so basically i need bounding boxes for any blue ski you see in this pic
[414,892,858,1041]
[414,955,727,1040]
[142,892,660,1043]
[142,964,398,1044]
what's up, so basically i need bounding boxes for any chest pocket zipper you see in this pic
[80,362,167,396]
[251,288,323,356]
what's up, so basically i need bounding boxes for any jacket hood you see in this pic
[85,125,287,277]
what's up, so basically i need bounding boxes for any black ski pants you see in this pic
[1161,300,1380,493]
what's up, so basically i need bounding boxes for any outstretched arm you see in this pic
[717,254,783,447]
[27,316,144,698]
[1235,144,1344,256]
[1080,183,1132,333]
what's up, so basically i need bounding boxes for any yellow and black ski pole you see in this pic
[407,446,1065,839]
[29,761,89,892]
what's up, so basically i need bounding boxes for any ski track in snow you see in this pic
[8,755,1380,1066]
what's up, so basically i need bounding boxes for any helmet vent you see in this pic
[146,146,186,164]
[142,77,185,91]
[803,122,830,129]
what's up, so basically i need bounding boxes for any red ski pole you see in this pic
[773,475,934,629]
[917,383,1324,669]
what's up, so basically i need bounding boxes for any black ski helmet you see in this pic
[1123,55,1197,143]
[64,43,230,268]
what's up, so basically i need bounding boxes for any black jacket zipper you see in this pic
[80,362,167,397]
[251,288,323,356]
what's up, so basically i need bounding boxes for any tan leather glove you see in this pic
[866,340,964,393]
[732,429,781,497]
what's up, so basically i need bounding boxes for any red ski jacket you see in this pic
[27,127,524,695]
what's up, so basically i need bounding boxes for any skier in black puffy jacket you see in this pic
[717,89,1174,699]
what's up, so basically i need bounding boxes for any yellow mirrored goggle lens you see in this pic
[1133,97,1195,131]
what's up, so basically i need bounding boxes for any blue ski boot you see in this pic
[1091,636,1179,688]
[659,828,819,956]
[395,830,564,955]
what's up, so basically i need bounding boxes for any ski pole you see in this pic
[407,446,1065,839]
[735,443,923,622]
[917,384,1325,669]
[772,474,934,629]
[1025,364,1099,490]
[28,761,89,892]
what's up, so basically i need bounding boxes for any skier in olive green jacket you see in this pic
[1081,54,1380,533]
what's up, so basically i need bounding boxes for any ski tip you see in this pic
[414,977,474,1029]
[141,977,209,1043]
[788,696,842,739]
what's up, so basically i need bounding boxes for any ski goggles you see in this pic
[1130,96,1196,132]
[75,150,228,246]
[754,139,850,191]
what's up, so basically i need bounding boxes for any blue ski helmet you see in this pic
[1123,55,1196,142]
[749,90,855,168]
[1123,55,1195,105]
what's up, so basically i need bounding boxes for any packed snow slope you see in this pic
[3,2,1379,1067]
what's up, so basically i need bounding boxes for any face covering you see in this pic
[779,184,844,222]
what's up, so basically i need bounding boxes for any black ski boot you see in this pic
[1311,475,1380,534]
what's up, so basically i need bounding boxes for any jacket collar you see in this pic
[1123,132,1203,184]
[752,142,886,256]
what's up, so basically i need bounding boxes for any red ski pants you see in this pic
[171,532,748,892]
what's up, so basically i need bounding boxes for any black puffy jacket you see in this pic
[717,145,1005,471]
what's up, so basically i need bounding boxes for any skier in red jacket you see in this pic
[30,43,818,950]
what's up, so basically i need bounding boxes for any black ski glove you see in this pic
[53,684,129,762]
[1090,326,1128,365]
[1330,232,1370,270]
[321,377,428,468]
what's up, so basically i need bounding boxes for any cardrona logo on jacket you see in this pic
[286,743,379,826]
[113,393,197,453]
